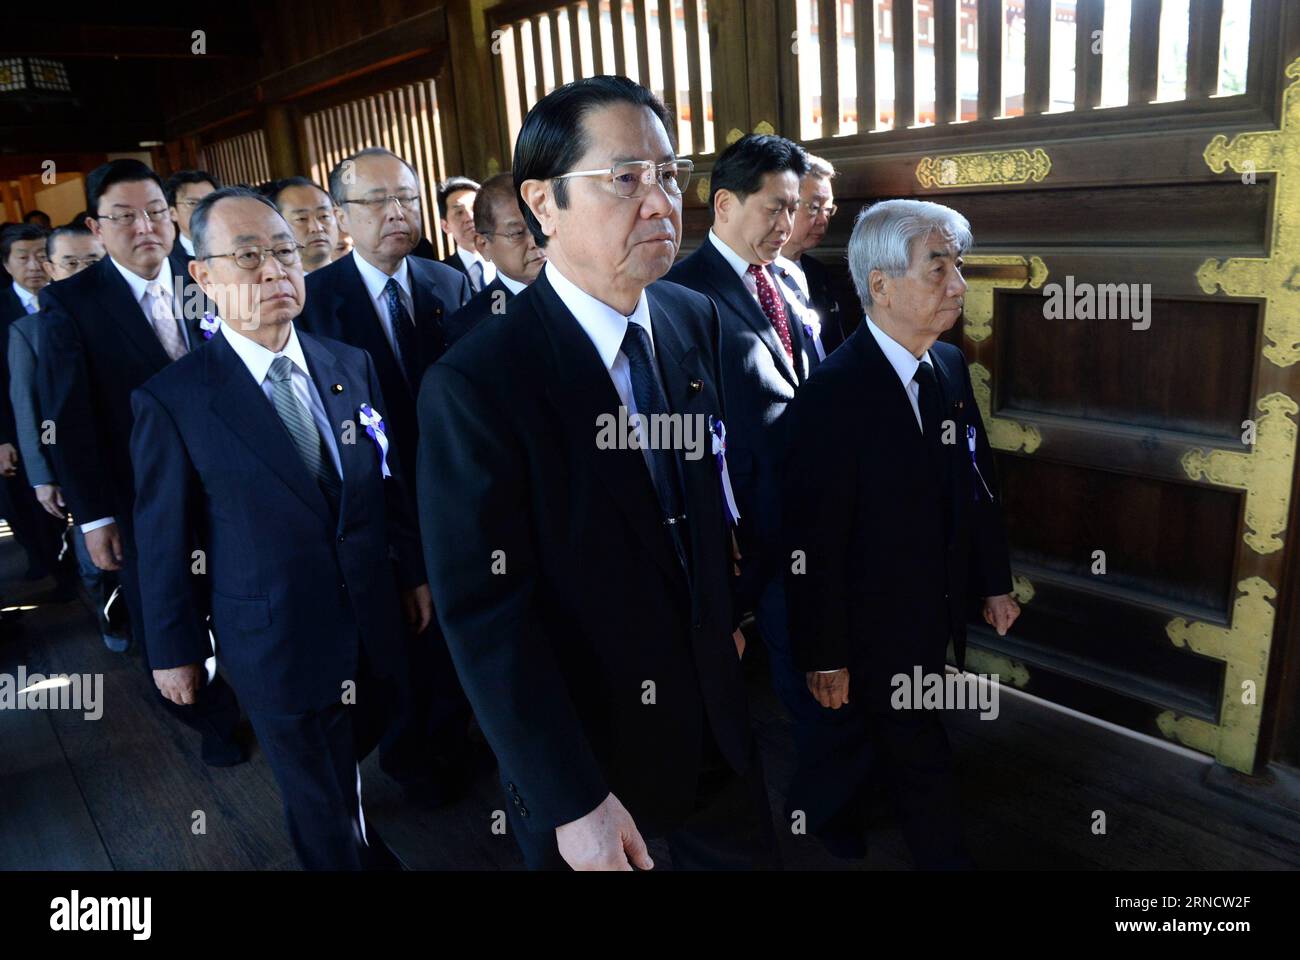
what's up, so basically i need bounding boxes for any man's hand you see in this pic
[401,583,433,635]
[84,523,124,571]
[555,792,654,871]
[732,627,746,659]
[806,668,851,709]
[153,663,204,706]
[35,484,67,519]
[729,530,742,577]
[0,443,18,478]
[983,594,1021,636]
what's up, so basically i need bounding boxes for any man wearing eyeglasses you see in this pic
[131,187,427,870]
[419,75,777,871]
[443,173,546,347]
[776,154,848,356]
[164,169,220,267]
[37,159,244,767]
[298,146,476,811]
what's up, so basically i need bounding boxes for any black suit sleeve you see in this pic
[961,358,1013,598]
[0,318,17,446]
[36,289,117,522]
[417,362,608,831]
[130,385,213,669]
[364,350,424,589]
[781,376,857,671]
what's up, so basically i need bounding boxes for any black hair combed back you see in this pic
[708,134,809,211]
[512,75,674,249]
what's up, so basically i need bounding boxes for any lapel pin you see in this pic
[956,400,963,409]
[331,383,344,394]
[689,379,703,394]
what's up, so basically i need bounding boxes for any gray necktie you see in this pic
[145,280,187,361]
[470,260,484,293]
[267,355,342,505]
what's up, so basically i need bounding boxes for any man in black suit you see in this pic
[443,173,546,347]
[163,170,219,271]
[667,134,815,716]
[298,147,474,806]
[420,75,777,871]
[0,223,71,593]
[37,159,243,765]
[264,176,339,273]
[133,187,430,869]
[778,154,851,356]
[782,199,1021,867]
[436,176,495,294]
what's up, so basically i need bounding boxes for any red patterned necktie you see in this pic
[747,263,794,360]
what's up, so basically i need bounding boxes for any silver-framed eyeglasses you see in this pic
[342,193,421,212]
[553,159,694,199]
[96,206,171,226]
[799,200,838,219]
[204,242,305,270]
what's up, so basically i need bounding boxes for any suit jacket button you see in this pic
[518,806,529,818]
[337,535,345,544]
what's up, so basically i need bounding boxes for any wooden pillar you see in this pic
[262,102,310,180]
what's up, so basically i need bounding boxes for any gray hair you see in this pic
[847,199,972,308]
[804,154,835,180]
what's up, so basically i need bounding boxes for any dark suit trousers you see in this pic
[505,728,781,871]
[247,651,399,870]
[378,618,472,782]
[790,704,973,869]
[0,462,71,582]
[116,522,241,745]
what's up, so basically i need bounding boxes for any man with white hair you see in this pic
[781,199,1019,867]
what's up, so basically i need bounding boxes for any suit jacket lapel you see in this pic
[97,259,172,370]
[648,291,718,599]
[302,333,367,528]
[697,243,799,389]
[407,257,449,365]
[207,332,334,525]
[534,275,684,588]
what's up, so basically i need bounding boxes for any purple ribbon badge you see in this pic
[199,312,220,340]
[710,416,741,527]
[967,425,994,502]
[358,403,392,478]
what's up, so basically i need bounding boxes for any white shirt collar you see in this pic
[352,251,411,301]
[219,321,310,385]
[109,254,170,304]
[497,272,528,296]
[178,233,195,257]
[865,313,933,390]
[455,246,484,272]
[544,261,653,371]
[12,280,38,310]
[708,228,759,280]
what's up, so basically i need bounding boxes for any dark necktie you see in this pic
[620,324,689,569]
[747,263,794,359]
[383,277,422,391]
[267,355,343,510]
[913,358,944,459]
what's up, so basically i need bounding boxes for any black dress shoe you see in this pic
[201,734,247,767]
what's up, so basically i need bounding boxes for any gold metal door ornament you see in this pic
[916,148,1051,189]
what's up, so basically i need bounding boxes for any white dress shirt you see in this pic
[865,313,934,433]
[455,246,496,293]
[218,323,343,476]
[773,255,825,361]
[81,257,192,533]
[544,261,660,476]
[497,272,528,296]
[177,233,195,257]
[11,280,38,314]
[352,252,414,363]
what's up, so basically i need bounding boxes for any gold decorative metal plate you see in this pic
[726,128,744,145]
[1010,575,1036,605]
[753,120,775,136]
[970,363,1042,454]
[961,255,1049,342]
[695,175,710,204]
[1161,577,1277,772]
[1182,393,1299,555]
[1200,59,1300,367]
[916,148,1051,189]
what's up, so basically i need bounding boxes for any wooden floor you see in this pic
[2,530,1298,871]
